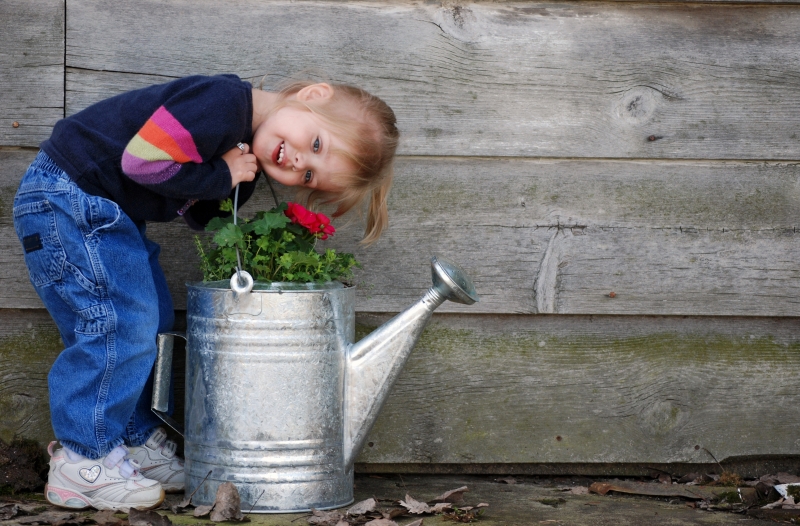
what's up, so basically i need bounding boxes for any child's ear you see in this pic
[295,83,334,102]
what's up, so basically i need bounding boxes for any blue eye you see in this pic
[304,170,313,183]
[313,138,320,153]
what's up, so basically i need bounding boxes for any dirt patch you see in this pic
[0,438,48,495]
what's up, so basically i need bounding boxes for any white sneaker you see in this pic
[45,442,164,511]
[126,428,185,492]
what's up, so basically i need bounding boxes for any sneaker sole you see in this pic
[46,483,165,512]
[45,483,91,510]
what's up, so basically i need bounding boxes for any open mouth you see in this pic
[273,141,285,165]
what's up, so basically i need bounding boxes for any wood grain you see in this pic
[65,1,800,160]
[356,313,800,464]
[0,0,64,147]
[6,308,799,464]
[3,151,799,315]
[0,309,63,444]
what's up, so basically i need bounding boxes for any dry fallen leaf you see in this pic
[17,513,83,526]
[92,510,123,526]
[440,507,482,523]
[363,519,398,526]
[400,494,430,514]
[347,498,378,516]
[431,486,468,504]
[382,507,407,520]
[193,506,213,518]
[307,509,346,526]
[128,509,172,526]
[210,482,244,522]
[405,520,423,526]
[429,503,452,513]
[497,477,517,485]
[0,504,20,521]
[171,497,193,514]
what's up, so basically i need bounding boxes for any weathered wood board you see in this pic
[357,313,800,464]
[6,309,800,464]
[0,310,63,444]
[3,0,800,469]
[0,0,64,147]
[66,1,800,159]
[3,151,798,315]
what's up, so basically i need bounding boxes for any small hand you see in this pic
[223,143,258,187]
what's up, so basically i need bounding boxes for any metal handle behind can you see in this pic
[152,331,187,437]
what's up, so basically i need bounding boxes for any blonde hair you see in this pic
[273,81,399,245]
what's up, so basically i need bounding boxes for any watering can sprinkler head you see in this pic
[430,255,479,305]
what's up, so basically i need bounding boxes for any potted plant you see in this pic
[194,199,359,285]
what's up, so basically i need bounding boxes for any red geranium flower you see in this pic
[285,202,336,239]
[316,213,336,240]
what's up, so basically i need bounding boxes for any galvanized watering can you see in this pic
[151,256,478,513]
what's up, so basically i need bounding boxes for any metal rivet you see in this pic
[12,121,19,128]
[608,292,616,298]
[648,135,656,141]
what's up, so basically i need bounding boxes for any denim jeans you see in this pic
[13,152,174,459]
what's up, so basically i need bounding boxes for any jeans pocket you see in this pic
[81,193,122,236]
[13,199,67,287]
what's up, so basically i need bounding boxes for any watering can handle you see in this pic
[151,331,186,437]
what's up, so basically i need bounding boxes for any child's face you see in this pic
[252,105,353,193]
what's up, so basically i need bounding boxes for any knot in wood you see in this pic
[614,87,658,125]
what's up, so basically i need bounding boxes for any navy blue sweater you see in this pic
[41,74,258,228]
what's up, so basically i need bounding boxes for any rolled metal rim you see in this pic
[188,280,348,292]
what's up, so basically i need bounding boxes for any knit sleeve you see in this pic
[121,106,203,184]
[120,75,252,201]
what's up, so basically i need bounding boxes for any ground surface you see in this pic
[2,474,796,526]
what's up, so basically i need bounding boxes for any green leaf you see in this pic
[214,223,245,248]
[252,213,290,236]
[205,215,234,232]
[289,251,320,267]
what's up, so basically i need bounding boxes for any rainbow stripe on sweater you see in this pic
[121,106,202,184]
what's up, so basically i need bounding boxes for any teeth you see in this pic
[277,142,284,164]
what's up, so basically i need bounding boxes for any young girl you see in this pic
[13,74,398,511]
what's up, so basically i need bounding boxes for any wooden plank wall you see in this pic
[2,0,799,470]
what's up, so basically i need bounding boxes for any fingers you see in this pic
[223,144,259,187]
[234,156,258,185]
[241,153,258,177]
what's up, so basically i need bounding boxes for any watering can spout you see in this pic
[343,256,478,468]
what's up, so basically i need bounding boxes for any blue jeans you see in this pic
[13,152,174,459]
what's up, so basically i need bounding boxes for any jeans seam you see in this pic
[94,317,115,457]
[125,413,146,447]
